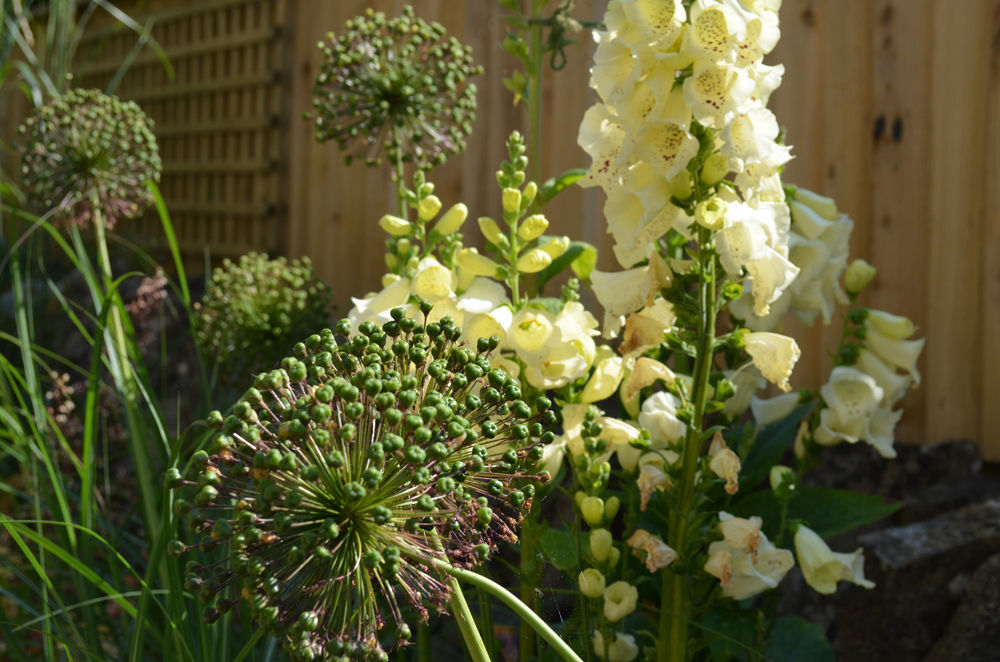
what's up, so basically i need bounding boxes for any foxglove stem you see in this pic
[435,559,584,662]
[661,227,718,662]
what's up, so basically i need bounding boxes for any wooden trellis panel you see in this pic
[72,0,289,263]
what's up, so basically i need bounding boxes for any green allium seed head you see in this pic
[172,309,549,661]
[17,89,161,229]
[193,253,333,384]
[311,6,482,171]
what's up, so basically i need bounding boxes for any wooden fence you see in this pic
[2,0,998,459]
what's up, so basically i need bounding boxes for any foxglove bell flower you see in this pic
[312,6,482,170]
[170,309,552,661]
[794,524,875,595]
[18,89,161,228]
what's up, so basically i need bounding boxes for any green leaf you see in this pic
[764,617,834,662]
[699,604,759,661]
[539,168,586,205]
[538,526,579,571]
[536,240,596,292]
[502,70,527,106]
[529,297,565,316]
[738,404,812,492]
[787,486,900,539]
[498,0,520,11]
[570,243,597,281]
[729,486,899,543]
[501,33,530,64]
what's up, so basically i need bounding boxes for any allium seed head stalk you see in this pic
[17,89,161,229]
[311,6,482,170]
[170,305,553,661]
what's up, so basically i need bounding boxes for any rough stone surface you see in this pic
[834,500,1000,661]
[925,552,1000,662]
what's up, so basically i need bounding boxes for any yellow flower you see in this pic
[417,194,442,221]
[378,214,412,236]
[433,202,468,235]
[844,258,877,295]
[603,581,638,622]
[518,213,550,241]
[708,433,741,495]
[410,256,455,302]
[703,512,794,600]
[456,248,501,278]
[627,528,678,572]
[744,332,800,392]
[637,391,687,444]
[590,528,614,562]
[592,631,639,662]
[794,524,875,595]
[749,392,799,426]
[621,358,676,417]
[581,346,627,403]
[581,496,606,526]
[578,568,607,599]
[619,299,677,358]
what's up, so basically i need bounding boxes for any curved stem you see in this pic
[447,573,492,662]
[434,559,584,662]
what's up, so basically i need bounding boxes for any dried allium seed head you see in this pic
[17,89,161,229]
[171,308,554,661]
[192,253,334,385]
[311,6,482,170]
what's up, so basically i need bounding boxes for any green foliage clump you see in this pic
[311,5,482,170]
[193,253,333,383]
[18,88,161,228]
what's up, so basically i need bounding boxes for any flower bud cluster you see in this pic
[193,253,333,385]
[18,88,161,228]
[311,6,482,170]
[171,307,553,660]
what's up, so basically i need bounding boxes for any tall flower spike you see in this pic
[170,308,552,661]
[18,89,161,228]
[312,6,483,170]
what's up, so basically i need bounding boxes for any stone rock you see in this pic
[834,500,1000,661]
[924,552,1000,662]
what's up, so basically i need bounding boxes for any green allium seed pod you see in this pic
[172,309,550,661]
[311,6,482,171]
[193,252,333,384]
[17,89,161,229]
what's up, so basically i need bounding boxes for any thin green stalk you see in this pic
[435,559,583,662]
[417,622,431,662]
[519,501,540,660]
[661,227,717,662]
[394,148,408,220]
[427,533,491,662]
[447,573,492,662]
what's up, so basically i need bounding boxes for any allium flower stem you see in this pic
[662,226,719,662]
[434,558,583,662]
[394,151,408,221]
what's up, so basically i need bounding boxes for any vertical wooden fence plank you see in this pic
[926,0,992,444]
[982,2,1000,460]
[869,0,933,442]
